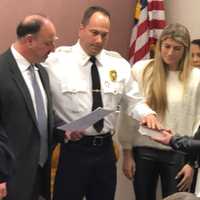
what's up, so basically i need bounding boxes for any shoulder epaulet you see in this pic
[55,46,72,53]
[104,50,122,58]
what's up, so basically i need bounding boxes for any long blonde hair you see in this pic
[142,23,191,118]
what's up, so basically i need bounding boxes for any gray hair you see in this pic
[163,192,200,200]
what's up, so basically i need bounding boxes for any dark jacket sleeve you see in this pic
[0,126,15,183]
[170,136,200,152]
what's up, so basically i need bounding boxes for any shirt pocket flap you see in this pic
[103,82,123,95]
[60,81,88,94]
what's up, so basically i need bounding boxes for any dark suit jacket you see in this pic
[0,49,55,200]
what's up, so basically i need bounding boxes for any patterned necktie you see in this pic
[90,56,104,132]
[29,65,48,166]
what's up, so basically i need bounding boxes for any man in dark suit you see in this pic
[0,14,58,200]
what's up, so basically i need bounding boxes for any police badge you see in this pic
[109,70,117,81]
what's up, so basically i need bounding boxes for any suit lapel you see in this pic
[5,49,38,127]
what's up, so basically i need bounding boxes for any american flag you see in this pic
[129,0,166,64]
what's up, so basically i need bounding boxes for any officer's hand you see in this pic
[140,114,162,130]
[122,149,136,180]
[0,182,7,199]
[65,130,85,141]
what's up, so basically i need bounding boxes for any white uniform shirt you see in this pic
[44,42,154,135]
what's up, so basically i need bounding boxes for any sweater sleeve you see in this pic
[117,60,152,149]
[117,110,139,149]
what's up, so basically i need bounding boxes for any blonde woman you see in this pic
[118,23,200,200]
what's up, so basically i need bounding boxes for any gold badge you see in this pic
[109,70,117,81]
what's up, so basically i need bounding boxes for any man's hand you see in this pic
[65,130,85,141]
[0,182,7,199]
[140,114,162,130]
[176,164,194,191]
[151,130,173,145]
[122,149,136,180]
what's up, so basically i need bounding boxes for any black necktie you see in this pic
[90,56,104,132]
[29,65,48,166]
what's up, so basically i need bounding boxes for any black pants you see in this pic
[32,165,50,200]
[32,167,43,200]
[53,138,116,200]
[133,147,186,200]
[191,168,198,192]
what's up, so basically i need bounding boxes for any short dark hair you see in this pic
[81,6,111,26]
[191,39,200,47]
[16,14,47,38]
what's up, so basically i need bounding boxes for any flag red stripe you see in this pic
[129,41,136,59]
[149,37,157,45]
[149,19,166,29]
[148,1,165,11]
[136,20,148,37]
[134,42,150,62]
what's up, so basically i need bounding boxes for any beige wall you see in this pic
[165,0,200,40]
[0,0,135,58]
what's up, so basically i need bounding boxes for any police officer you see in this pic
[45,6,160,200]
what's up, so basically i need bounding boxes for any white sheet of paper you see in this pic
[138,125,162,137]
[57,108,114,132]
